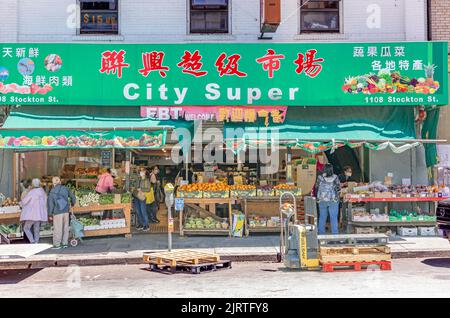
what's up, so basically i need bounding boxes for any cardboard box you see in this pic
[398,227,418,236]
[295,163,316,195]
[419,227,436,236]
[347,182,358,193]
[384,176,393,186]
[374,192,393,198]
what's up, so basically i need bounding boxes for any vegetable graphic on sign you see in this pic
[342,66,440,95]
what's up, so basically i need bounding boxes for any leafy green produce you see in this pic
[99,194,114,205]
[121,193,131,204]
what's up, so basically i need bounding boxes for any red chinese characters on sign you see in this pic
[256,49,285,78]
[294,49,324,78]
[215,53,247,77]
[177,50,208,77]
[99,50,130,79]
[139,51,170,78]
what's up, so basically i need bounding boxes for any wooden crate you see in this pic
[320,246,391,263]
[143,250,221,267]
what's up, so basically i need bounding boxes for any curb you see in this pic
[1,250,450,270]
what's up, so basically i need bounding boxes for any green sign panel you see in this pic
[0,42,447,106]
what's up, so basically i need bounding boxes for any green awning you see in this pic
[0,106,192,149]
[225,106,416,141]
[224,106,419,153]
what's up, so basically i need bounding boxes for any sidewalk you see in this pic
[0,234,449,269]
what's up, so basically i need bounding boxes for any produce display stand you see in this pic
[179,198,233,237]
[0,212,21,223]
[71,203,132,238]
[0,212,23,241]
[73,178,97,188]
[345,197,444,235]
[240,196,302,235]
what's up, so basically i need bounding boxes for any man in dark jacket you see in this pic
[48,176,76,249]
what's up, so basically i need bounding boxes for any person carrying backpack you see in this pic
[48,176,77,249]
[315,164,341,235]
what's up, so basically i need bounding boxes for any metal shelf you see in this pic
[349,221,436,227]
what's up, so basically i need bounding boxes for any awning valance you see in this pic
[224,106,416,142]
[0,106,193,149]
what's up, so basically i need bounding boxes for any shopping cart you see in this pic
[69,212,85,247]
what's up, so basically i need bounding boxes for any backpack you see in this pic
[317,175,338,202]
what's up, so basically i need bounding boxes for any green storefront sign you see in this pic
[0,42,447,106]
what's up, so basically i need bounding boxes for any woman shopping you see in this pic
[149,166,160,223]
[132,167,151,231]
[315,164,341,235]
[20,178,48,244]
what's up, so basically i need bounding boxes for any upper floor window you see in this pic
[300,0,340,33]
[80,0,119,34]
[190,0,229,34]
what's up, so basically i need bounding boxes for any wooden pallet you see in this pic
[320,246,391,263]
[321,260,392,272]
[147,260,232,274]
[143,249,220,267]
[318,234,389,247]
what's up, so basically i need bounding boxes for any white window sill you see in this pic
[72,35,125,41]
[293,33,347,41]
[184,34,236,42]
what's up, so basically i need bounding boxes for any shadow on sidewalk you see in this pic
[35,233,280,256]
[0,269,43,284]
[421,258,450,268]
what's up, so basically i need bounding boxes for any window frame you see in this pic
[78,0,120,35]
[189,0,230,34]
[300,0,341,33]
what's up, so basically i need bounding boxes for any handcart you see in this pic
[69,212,85,247]
[277,192,297,263]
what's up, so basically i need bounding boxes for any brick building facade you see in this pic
[0,0,428,43]
[429,0,450,144]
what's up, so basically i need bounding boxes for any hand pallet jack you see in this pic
[277,193,321,270]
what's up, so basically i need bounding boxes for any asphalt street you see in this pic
[1,258,450,298]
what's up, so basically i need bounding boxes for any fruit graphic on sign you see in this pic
[342,65,440,95]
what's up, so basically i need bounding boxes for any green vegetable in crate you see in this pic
[99,194,114,205]
[121,193,131,204]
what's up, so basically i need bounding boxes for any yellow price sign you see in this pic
[168,218,174,233]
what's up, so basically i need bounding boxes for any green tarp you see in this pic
[422,107,440,167]
[0,106,193,149]
[224,106,416,142]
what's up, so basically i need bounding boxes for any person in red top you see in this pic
[96,168,115,219]
[96,168,115,194]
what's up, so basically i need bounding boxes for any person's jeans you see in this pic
[147,202,158,222]
[318,201,339,235]
[23,221,41,244]
[133,198,149,228]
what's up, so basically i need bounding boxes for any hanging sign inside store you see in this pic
[0,42,447,106]
[175,198,184,211]
[140,106,287,125]
[101,150,112,167]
